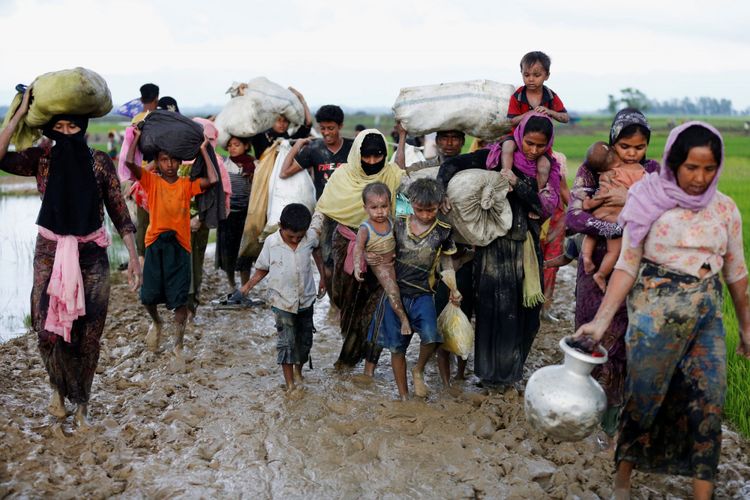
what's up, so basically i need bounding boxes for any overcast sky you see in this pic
[1,0,748,113]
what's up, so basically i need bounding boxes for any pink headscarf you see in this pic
[618,121,724,247]
[486,112,560,183]
[193,117,232,212]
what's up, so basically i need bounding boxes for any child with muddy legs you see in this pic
[368,178,462,400]
[353,182,411,336]
[124,126,218,359]
[238,204,326,392]
[580,141,646,291]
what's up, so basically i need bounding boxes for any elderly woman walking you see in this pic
[576,122,750,499]
[0,89,141,426]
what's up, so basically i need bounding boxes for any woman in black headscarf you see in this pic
[0,89,141,427]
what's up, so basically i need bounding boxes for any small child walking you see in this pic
[580,141,646,291]
[367,178,461,400]
[501,51,569,190]
[238,203,326,392]
[353,182,411,335]
[124,127,219,358]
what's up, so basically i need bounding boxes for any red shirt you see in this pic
[507,85,566,118]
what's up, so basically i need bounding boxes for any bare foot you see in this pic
[74,404,91,429]
[48,389,67,418]
[411,367,429,398]
[593,272,607,293]
[145,321,162,352]
[293,365,304,384]
[169,349,186,373]
[583,255,595,274]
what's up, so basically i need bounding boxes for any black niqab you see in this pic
[37,115,101,236]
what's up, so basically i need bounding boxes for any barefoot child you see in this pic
[368,178,461,400]
[501,51,569,191]
[580,141,646,291]
[124,126,218,357]
[238,204,326,391]
[352,182,411,336]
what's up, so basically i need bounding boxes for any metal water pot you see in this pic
[524,336,608,441]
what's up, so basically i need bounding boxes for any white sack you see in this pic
[266,140,317,227]
[216,77,305,148]
[445,169,512,246]
[393,80,514,141]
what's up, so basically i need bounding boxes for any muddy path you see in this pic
[1,263,749,498]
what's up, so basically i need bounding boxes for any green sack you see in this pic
[2,67,112,150]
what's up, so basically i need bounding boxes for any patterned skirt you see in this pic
[616,260,725,481]
[32,235,110,405]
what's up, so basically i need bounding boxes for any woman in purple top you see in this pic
[565,108,660,436]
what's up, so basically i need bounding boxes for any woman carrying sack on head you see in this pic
[0,89,141,427]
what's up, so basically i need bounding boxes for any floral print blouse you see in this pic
[615,191,747,284]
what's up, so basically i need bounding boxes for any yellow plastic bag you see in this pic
[437,270,474,360]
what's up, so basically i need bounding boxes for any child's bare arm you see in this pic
[239,268,269,295]
[582,195,604,211]
[198,138,219,189]
[352,228,368,282]
[124,128,143,180]
[501,138,515,172]
[313,247,326,296]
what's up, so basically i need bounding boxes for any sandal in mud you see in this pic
[210,291,264,310]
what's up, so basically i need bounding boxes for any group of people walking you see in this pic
[2,50,749,498]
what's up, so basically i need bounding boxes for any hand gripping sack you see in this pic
[215,77,305,148]
[392,80,514,141]
[3,67,112,149]
[266,140,316,227]
[437,271,474,360]
[445,169,512,247]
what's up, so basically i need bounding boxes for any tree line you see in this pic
[607,88,747,116]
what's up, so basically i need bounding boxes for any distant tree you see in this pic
[606,88,651,112]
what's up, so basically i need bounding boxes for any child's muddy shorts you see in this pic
[272,305,314,365]
[140,231,191,309]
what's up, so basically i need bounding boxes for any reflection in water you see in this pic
[0,195,128,341]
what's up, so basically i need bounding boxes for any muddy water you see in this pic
[1,264,749,498]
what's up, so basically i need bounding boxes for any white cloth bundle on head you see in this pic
[393,80,514,141]
[215,77,305,148]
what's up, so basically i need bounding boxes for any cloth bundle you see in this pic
[398,167,513,246]
[265,140,316,228]
[215,77,305,148]
[139,110,226,228]
[392,80,514,140]
[2,67,112,150]
[239,143,279,259]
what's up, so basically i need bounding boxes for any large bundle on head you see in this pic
[2,67,112,149]
[399,167,512,246]
[215,77,305,148]
[393,80,514,141]
[139,110,226,227]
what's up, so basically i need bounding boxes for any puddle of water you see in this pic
[0,195,128,341]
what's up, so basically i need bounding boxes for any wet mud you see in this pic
[1,264,749,498]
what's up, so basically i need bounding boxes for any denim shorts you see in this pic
[368,293,442,354]
[272,306,314,365]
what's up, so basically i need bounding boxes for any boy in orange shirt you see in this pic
[125,127,218,357]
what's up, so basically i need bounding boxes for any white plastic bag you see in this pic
[215,77,305,148]
[266,140,317,227]
[393,80,514,141]
[437,270,474,360]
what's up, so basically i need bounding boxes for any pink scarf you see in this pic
[618,121,724,247]
[38,226,111,342]
[336,224,366,275]
[117,125,143,182]
[193,117,233,213]
[485,112,560,184]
